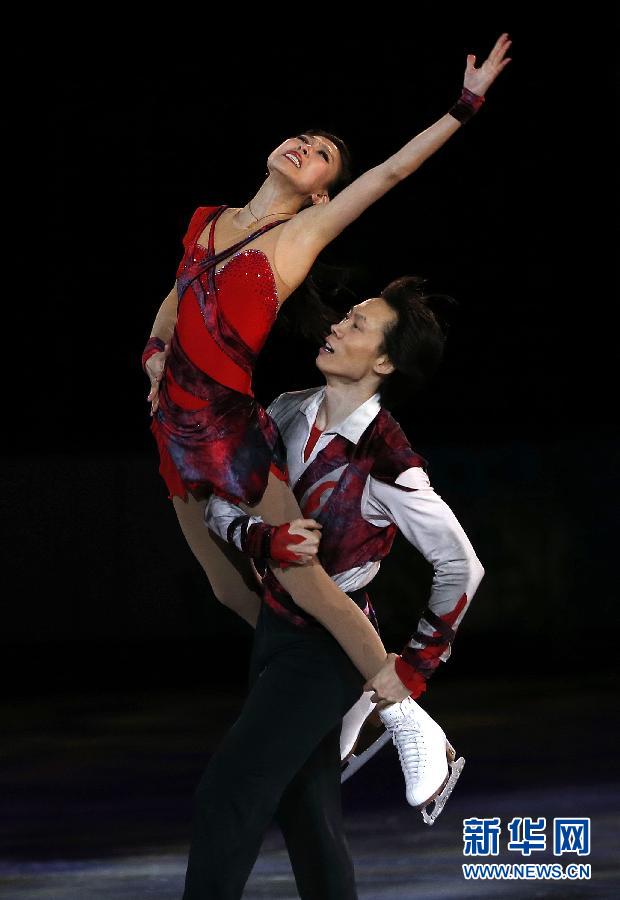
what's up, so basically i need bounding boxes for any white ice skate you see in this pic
[340,691,377,762]
[340,691,391,784]
[378,695,465,825]
[340,691,391,783]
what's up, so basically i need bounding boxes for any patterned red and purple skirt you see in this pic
[150,360,288,506]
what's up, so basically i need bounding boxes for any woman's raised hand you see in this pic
[464,32,512,97]
[145,344,170,416]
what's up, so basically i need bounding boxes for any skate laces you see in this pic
[389,721,430,778]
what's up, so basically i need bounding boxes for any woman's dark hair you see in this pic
[378,276,458,409]
[274,258,358,344]
[302,128,354,197]
[291,128,354,213]
[274,128,356,343]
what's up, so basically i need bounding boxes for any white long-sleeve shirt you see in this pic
[206,386,484,682]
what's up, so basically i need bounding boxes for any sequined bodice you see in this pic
[190,242,279,353]
[168,205,285,404]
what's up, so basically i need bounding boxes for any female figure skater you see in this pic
[141,35,511,705]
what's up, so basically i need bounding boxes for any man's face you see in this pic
[316,297,397,382]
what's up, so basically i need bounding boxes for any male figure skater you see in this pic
[183,278,484,899]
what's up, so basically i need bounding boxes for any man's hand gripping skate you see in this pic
[344,656,465,825]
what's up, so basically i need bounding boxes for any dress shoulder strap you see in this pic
[206,210,288,269]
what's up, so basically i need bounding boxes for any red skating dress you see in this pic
[150,204,289,505]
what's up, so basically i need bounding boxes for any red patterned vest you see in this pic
[262,408,428,628]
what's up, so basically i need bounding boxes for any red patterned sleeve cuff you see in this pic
[270,523,307,567]
[394,656,428,699]
[235,520,307,568]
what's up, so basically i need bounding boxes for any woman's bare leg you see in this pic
[244,473,388,682]
[172,493,261,628]
[169,477,388,680]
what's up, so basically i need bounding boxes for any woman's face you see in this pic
[267,133,342,201]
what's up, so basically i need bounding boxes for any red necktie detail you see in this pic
[304,422,324,462]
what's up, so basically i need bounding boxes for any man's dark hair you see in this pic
[378,276,458,408]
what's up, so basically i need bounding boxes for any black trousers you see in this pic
[182,596,366,899]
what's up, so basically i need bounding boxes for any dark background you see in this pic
[2,12,619,887]
[6,15,616,682]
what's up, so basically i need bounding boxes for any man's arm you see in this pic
[205,495,321,567]
[366,467,485,697]
[204,390,324,564]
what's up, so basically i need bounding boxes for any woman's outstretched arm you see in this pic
[277,33,512,274]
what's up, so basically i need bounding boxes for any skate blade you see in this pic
[418,744,465,826]
[341,708,383,765]
[340,729,392,783]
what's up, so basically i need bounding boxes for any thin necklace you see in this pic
[234,199,296,228]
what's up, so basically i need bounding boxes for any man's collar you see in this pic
[299,386,382,444]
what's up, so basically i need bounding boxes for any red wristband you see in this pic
[394,656,428,699]
[142,337,166,373]
[448,86,485,124]
[460,86,485,110]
